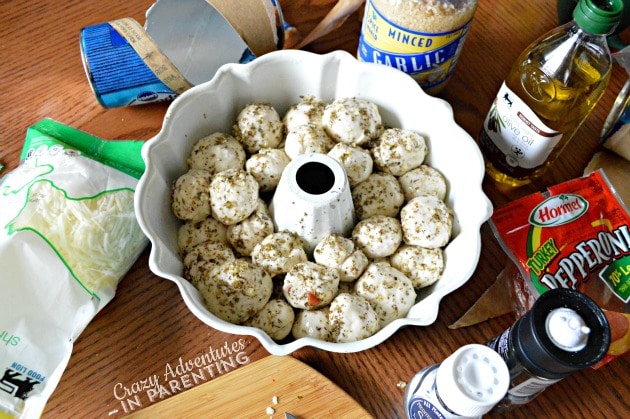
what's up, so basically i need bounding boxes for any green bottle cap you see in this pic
[574,0,624,34]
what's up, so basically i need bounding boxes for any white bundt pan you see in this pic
[134,49,493,356]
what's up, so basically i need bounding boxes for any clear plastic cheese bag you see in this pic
[0,119,148,418]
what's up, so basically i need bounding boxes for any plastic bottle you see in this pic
[357,0,478,95]
[403,344,510,418]
[479,0,624,186]
[485,288,610,413]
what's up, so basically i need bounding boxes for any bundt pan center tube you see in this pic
[270,152,355,255]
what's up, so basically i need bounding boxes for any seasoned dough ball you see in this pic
[372,128,427,176]
[283,261,340,310]
[234,103,283,153]
[283,95,325,132]
[244,298,295,340]
[227,199,274,256]
[184,241,235,287]
[251,231,308,276]
[209,168,259,225]
[313,234,353,268]
[328,293,379,343]
[328,143,373,187]
[292,307,331,341]
[352,215,402,259]
[177,217,228,254]
[245,148,290,192]
[187,132,246,175]
[313,234,368,282]
[199,258,272,324]
[398,165,447,201]
[322,98,383,145]
[355,262,416,327]
[171,169,212,222]
[284,124,335,160]
[390,245,444,289]
[400,195,453,248]
[352,172,404,220]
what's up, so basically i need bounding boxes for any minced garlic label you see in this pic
[358,0,473,90]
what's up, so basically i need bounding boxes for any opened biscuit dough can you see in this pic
[80,0,284,108]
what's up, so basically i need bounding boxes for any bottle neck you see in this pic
[540,21,610,83]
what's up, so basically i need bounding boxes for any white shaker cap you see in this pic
[436,344,510,417]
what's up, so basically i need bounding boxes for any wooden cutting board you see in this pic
[126,355,372,418]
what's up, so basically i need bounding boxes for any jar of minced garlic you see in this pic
[357,0,477,95]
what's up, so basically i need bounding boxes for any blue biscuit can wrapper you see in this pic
[80,22,177,108]
[80,0,284,108]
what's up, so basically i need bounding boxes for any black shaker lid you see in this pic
[513,288,610,379]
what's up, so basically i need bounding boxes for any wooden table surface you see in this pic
[1,0,628,418]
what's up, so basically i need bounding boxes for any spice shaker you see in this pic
[485,288,610,412]
[479,0,624,186]
[404,344,510,418]
[357,0,478,95]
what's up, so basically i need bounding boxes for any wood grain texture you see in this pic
[125,356,371,418]
[0,0,627,418]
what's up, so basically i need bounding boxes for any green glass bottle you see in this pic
[479,0,624,187]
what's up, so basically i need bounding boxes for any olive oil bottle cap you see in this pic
[574,0,624,35]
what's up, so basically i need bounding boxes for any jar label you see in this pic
[482,83,562,170]
[507,375,562,399]
[407,397,447,419]
[357,0,472,90]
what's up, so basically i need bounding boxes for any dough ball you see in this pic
[328,293,379,343]
[184,241,235,287]
[400,195,453,248]
[284,124,335,160]
[187,132,246,175]
[245,148,291,192]
[390,245,444,289]
[322,98,383,145]
[328,143,373,187]
[283,261,340,310]
[199,258,272,324]
[234,103,283,153]
[313,234,368,282]
[338,250,369,282]
[251,231,308,276]
[352,215,403,259]
[283,95,326,132]
[292,307,331,341]
[209,168,259,225]
[244,298,295,341]
[171,169,212,222]
[178,217,228,254]
[227,199,275,256]
[372,128,427,176]
[398,165,447,201]
[313,234,354,269]
[355,262,416,327]
[351,172,404,220]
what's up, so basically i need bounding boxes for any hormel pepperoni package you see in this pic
[490,170,629,368]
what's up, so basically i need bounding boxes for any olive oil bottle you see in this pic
[480,0,624,186]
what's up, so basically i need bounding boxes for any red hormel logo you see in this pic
[529,194,588,227]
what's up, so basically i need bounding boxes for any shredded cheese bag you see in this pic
[490,170,630,368]
[0,119,147,418]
